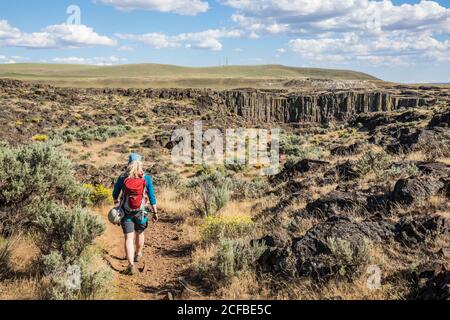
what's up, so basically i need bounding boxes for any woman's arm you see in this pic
[145,175,157,214]
[112,176,124,207]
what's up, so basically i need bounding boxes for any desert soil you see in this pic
[96,207,199,300]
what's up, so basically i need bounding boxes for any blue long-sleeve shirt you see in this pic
[113,174,157,206]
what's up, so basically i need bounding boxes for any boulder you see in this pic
[428,109,450,128]
[416,162,450,178]
[395,215,449,247]
[412,264,450,300]
[303,191,367,218]
[331,143,362,156]
[292,217,395,280]
[391,177,445,205]
[255,217,396,281]
[142,138,160,149]
[335,161,360,181]
[271,159,329,183]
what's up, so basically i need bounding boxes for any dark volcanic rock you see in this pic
[303,191,367,218]
[256,247,294,275]
[428,109,450,128]
[255,216,396,280]
[293,217,394,279]
[411,264,450,300]
[391,177,445,205]
[335,161,361,181]
[251,232,292,248]
[142,138,160,149]
[350,110,428,131]
[416,162,450,178]
[271,159,329,183]
[331,143,362,156]
[386,128,437,154]
[395,215,449,247]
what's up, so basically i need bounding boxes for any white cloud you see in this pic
[224,0,450,65]
[117,28,241,51]
[0,20,116,49]
[288,32,450,65]
[51,56,127,66]
[225,0,450,35]
[95,0,209,16]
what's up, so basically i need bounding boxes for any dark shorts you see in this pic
[121,215,149,234]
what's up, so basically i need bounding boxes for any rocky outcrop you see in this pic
[270,159,329,183]
[255,216,396,280]
[214,90,437,124]
[0,79,442,125]
[391,177,445,205]
[395,215,449,247]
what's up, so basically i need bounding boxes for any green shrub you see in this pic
[200,215,254,244]
[190,171,233,217]
[381,164,420,181]
[192,180,231,217]
[153,172,183,190]
[284,146,329,168]
[212,239,267,279]
[327,237,371,280]
[35,206,105,259]
[57,125,130,143]
[0,141,84,234]
[356,150,391,176]
[280,134,304,156]
[231,176,269,199]
[40,250,112,300]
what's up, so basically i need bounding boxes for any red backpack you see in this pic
[123,177,146,212]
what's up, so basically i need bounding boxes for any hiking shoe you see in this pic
[134,254,143,263]
[123,265,136,276]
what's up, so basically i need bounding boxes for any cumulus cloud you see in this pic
[223,0,450,65]
[117,29,241,51]
[224,0,450,35]
[0,20,116,49]
[288,32,450,65]
[95,0,209,16]
[51,56,127,65]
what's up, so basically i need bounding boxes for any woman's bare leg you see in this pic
[125,232,135,266]
[135,231,145,257]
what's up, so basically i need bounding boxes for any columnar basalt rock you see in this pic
[0,79,443,125]
[212,90,437,124]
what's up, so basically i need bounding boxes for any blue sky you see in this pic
[0,0,449,83]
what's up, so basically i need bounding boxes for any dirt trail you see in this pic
[96,207,200,300]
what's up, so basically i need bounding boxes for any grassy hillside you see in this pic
[0,63,378,88]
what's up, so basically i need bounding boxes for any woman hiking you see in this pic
[113,153,158,275]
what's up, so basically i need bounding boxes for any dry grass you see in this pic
[309,184,338,200]
[157,187,193,216]
[214,272,272,300]
[191,244,218,274]
[219,200,255,218]
[0,277,40,300]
